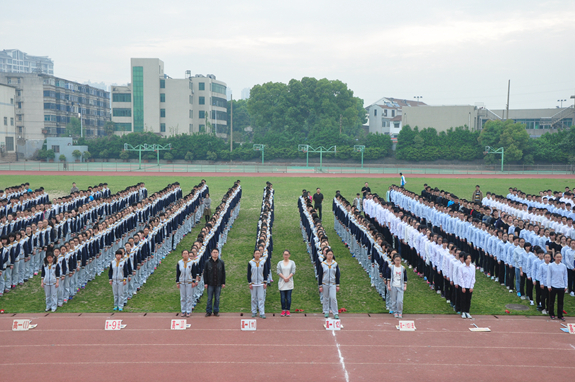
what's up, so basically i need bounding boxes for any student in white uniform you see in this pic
[388,252,407,319]
[318,250,340,319]
[277,249,296,317]
[40,252,60,312]
[176,250,196,317]
[459,253,476,319]
[248,249,269,319]
[108,249,127,311]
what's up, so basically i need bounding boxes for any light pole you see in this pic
[558,99,567,108]
[484,146,504,172]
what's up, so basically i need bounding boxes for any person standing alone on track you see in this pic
[203,194,212,224]
[313,188,324,221]
[247,249,269,319]
[277,249,296,317]
[318,250,340,319]
[203,248,225,317]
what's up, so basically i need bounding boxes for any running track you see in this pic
[1,313,574,381]
[0,170,574,179]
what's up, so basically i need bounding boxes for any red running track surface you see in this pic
[1,313,574,381]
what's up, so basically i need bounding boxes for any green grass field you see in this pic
[1,174,574,317]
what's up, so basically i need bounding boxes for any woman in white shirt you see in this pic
[458,253,476,319]
[277,250,296,317]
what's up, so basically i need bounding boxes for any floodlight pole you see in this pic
[253,144,265,164]
[354,145,365,168]
[484,146,504,172]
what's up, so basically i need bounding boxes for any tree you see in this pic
[478,120,530,163]
[105,121,115,136]
[65,117,82,137]
[46,149,55,161]
[72,150,82,160]
[119,151,130,161]
[59,154,66,162]
[83,151,91,161]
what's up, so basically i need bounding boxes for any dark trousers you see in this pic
[507,266,515,290]
[280,289,292,310]
[525,278,533,301]
[460,289,473,313]
[540,285,549,311]
[568,269,574,294]
[535,281,542,308]
[519,273,526,296]
[499,261,506,283]
[454,286,461,312]
[206,285,221,314]
[315,204,322,220]
[548,287,565,318]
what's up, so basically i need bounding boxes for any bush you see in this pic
[99,149,109,159]
[219,150,230,161]
[144,153,156,160]
[46,149,55,160]
[37,149,47,160]
[184,151,194,162]
[119,151,130,160]
[72,149,82,159]
[164,152,174,161]
[206,151,217,161]
[59,154,67,162]
[83,151,91,160]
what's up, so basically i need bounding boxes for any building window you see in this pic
[199,124,205,132]
[189,124,192,133]
[52,145,60,153]
[189,95,192,104]
[160,79,165,89]
[199,110,205,119]
[3,117,6,125]
[160,123,166,132]
[211,96,227,108]
[383,109,387,117]
[112,93,131,102]
[189,110,192,118]
[394,122,400,128]
[5,137,14,152]
[112,108,132,117]
[160,93,165,102]
[391,110,395,117]
[160,109,166,118]
[374,109,377,116]
[10,118,14,126]
[211,83,226,95]
[10,98,13,104]
[133,66,144,132]
[199,82,205,91]
[114,123,132,131]
[199,97,205,105]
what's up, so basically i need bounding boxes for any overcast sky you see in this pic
[2,0,574,109]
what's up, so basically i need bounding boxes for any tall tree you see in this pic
[478,120,530,163]
[65,117,81,137]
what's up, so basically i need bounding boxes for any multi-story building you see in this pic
[0,73,110,140]
[366,97,426,136]
[0,49,54,75]
[0,83,16,156]
[111,58,228,138]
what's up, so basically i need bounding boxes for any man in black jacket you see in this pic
[203,248,225,317]
[313,188,324,221]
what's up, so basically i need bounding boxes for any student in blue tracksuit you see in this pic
[41,252,60,312]
[247,249,269,319]
[318,250,340,319]
[109,249,128,311]
[387,252,407,319]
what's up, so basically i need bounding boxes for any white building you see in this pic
[111,58,228,138]
[0,83,16,156]
[241,88,250,100]
[0,49,54,75]
[367,97,425,136]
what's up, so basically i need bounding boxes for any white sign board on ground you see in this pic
[12,319,36,331]
[324,318,342,330]
[568,323,575,334]
[397,320,416,331]
[241,319,257,331]
[171,319,190,330]
[104,319,124,330]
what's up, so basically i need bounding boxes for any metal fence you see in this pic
[0,161,574,175]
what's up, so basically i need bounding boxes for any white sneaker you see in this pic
[509,289,513,293]
[466,313,472,319]
[571,292,575,297]
[437,290,441,294]
[495,277,499,282]
[520,296,526,300]
[446,300,451,304]
[461,313,466,319]
[542,309,547,315]
[530,300,534,306]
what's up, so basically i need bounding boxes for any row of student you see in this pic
[0,183,35,201]
[109,182,208,311]
[38,184,183,311]
[0,186,49,218]
[384,185,570,319]
[175,181,242,317]
[247,182,275,319]
[481,192,575,239]
[298,191,341,319]
[0,184,149,295]
[0,182,132,238]
[506,187,575,207]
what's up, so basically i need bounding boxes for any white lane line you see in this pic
[570,344,575,350]
[332,330,350,382]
